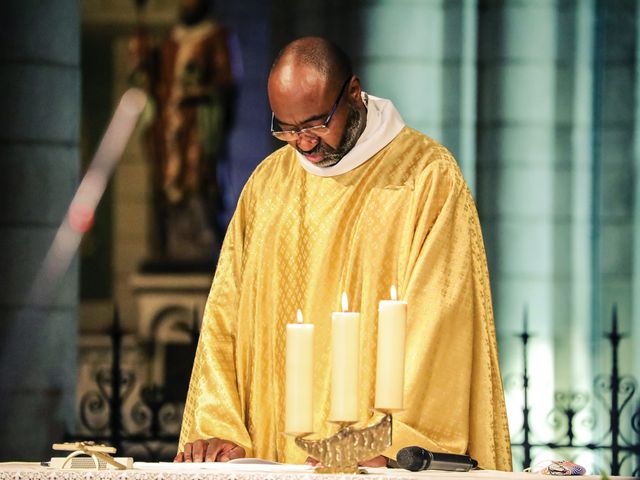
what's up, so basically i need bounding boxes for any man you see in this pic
[175,37,512,470]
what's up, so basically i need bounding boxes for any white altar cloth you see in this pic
[0,462,636,480]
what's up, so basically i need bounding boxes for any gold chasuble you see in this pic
[179,121,512,470]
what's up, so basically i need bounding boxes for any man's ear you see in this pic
[348,75,363,102]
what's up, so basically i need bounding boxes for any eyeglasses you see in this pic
[271,76,351,142]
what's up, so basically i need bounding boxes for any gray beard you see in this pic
[302,103,367,168]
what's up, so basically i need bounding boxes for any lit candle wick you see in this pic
[341,292,349,312]
[296,309,304,324]
[391,285,397,301]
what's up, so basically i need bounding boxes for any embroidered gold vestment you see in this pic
[179,127,512,470]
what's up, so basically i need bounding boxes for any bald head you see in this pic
[270,37,352,90]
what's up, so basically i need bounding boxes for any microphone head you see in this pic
[396,446,431,472]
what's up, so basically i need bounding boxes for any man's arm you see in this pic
[384,156,511,470]
[176,188,254,461]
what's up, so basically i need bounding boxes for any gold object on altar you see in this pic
[294,412,392,474]
[52,441,127,470]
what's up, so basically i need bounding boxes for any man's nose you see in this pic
[296,133,320,152]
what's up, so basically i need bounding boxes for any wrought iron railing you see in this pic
[68,307,198,461]
[507,306,639,476]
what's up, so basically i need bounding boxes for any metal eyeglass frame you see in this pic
[270,76,352,141]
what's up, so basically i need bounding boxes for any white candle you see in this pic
[285,309,315,434]
[330,292,360,422]
[375,285,407,410]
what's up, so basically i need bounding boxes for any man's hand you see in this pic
[174,438,245,462]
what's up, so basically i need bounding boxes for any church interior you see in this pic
[0,0,639,475]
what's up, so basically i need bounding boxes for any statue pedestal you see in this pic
[130,272,212,391]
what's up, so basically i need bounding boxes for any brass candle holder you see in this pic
[293,411,393,474]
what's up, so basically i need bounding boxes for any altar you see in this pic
[0,462,636,480]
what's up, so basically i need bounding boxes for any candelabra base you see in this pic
[294,413,392,474]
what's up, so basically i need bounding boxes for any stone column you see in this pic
[634,0,640,386]
[596,0,638,376]
[0,1,80,460]
[477,0,562,429]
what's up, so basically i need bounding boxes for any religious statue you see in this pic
[128,0,235,265]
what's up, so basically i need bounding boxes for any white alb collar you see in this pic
[296,93,405,177]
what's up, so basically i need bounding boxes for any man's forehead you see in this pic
[268,64,334,123]
[270,62,328,95]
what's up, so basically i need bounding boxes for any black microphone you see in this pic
[396,446,478,472]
